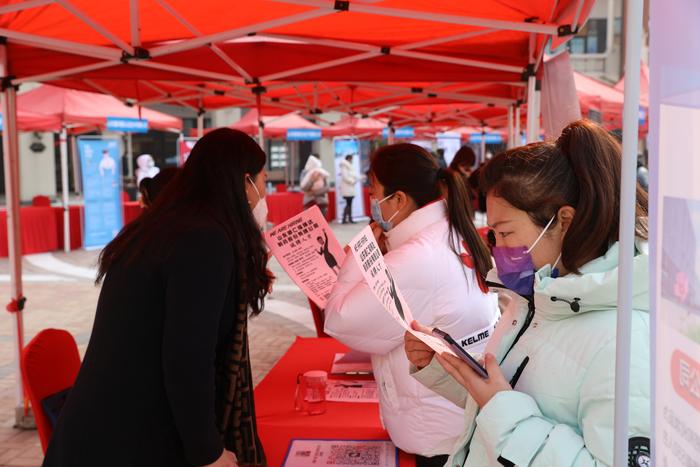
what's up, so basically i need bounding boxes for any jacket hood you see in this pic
[304,155,323,171]
[533,239,650,320]
[137,154,154,169]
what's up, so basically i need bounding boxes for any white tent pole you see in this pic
[526,74,536,142]
[614,0,643,465]
[1,43,29,428]
[196,113,204,139]
[480,126,487,163]
[515,105,521,145]
[273,0,560,35]
[534,80,541,141]
[70,134,81,194]
[0,1,53,15]
[60,127,71,252]
[126,132,134,181]
[256,93,265,149]
[507,105,514,148]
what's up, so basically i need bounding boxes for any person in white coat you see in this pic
[325,143,500,467]
[136,154,160,185]
[300,155,330,216]
[339,154,361,224]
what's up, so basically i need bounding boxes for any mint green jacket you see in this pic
[412,242,650,466]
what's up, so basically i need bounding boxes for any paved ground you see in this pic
[0,221,366,466]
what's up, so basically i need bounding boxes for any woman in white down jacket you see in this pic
[325,144,500,467]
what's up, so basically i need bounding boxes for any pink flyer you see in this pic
[265,206,345,308]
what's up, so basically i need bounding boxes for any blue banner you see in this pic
[77,137,124,249]
[286,128,322,141]
[469,133,503,144]
[333,138,366,222]
[382,127,415,139]
[106,117,149,133]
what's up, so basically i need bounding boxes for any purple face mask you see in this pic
[492,216,557,296]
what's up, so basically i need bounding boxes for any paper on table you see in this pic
[265,206,345,308]
[283,439,397,467]
[327,379,378,403]
[347,226,459,358]
[331,353,373,375]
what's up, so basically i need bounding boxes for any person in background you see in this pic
[449,146,478,217]
[434,148,448,169]
[339,154,362,224]
[139,167,180,208]
[300,154,330,217]
[325,143,500,467]
[448,146,477,179]
[405,120,650,466]
[637,157,649,192]
[44,129,273,467]
[136,154,160,185]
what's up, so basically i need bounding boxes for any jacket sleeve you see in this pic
[410,356,469,409]
[473,333,650,467]
[324,251,408,355]
[161,228,233,466]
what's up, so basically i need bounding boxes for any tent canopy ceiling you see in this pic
[1,0,593,112]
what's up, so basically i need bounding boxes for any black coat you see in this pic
[44,220,240,467]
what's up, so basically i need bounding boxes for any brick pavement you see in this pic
[0,221,365,466]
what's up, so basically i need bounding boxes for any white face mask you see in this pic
[247,177,268,230]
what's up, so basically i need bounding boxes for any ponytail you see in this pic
[480,119,649,274]
[440,168,492,283]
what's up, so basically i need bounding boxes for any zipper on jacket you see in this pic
[500,297,535,364]
[508,356,530,388]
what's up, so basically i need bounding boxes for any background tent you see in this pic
[230,109,321,138]
[17,85,182,132]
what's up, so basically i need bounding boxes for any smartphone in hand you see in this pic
[432,327,488,378]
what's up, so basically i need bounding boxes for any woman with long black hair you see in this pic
[44,129,272,467]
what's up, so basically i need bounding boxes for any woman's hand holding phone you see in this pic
[436,352,512,408]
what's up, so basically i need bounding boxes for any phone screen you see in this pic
[432,327,488,378]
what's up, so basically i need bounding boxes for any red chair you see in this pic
[121,191,131,203]
[308,299,329,338]
[32,195,51,207]
[276,184,288,193]
[21,329,81,453]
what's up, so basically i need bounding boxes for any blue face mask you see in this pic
[370,194,400,231]
[491,216,559,296]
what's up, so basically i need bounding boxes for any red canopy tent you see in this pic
[17,84,182,132]
[323,116,386,138]
[574,71,648,134]
[615,62,650,107]
[12,110,61,132]
[230,109,321,138]
[0,1,593,88]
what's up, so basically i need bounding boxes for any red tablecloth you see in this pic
[255,337,415,466]
[327,190,337,222]
[267,192,304,225]
[54,205,83,250]
[0,207,58,257]
[363,187,371,217]
[123,201,144,225]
